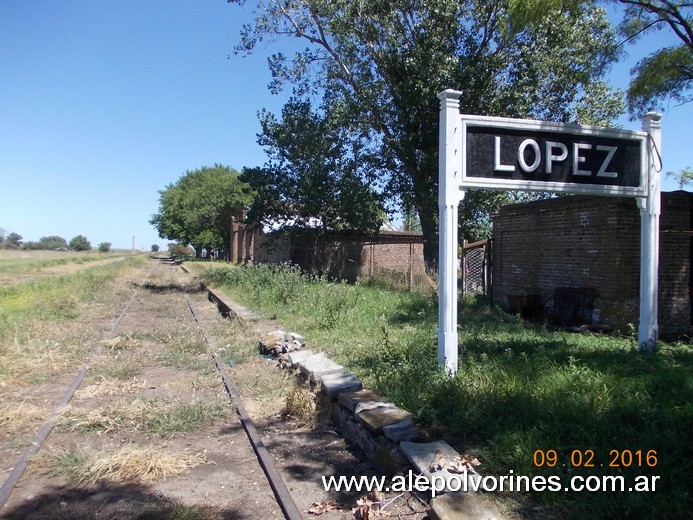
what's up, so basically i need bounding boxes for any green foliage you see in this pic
[203,264,691,518]
[231,0,624,263]
[151,244,160,252]
[97,242,112,253]
[6,232,22,248]
[244,100,384,232]
[69,235,91,251]
[22,236,69,250]
[617,0,692,115]
[666,166,693,188]
[150,165,254,255]
[168,243,194,258]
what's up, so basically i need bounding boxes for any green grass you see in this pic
[201,263,692,520]
[0,250,134,276]
[0,256,148,331]
[0,256,149,384]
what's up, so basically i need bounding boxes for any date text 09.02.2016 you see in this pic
[533,449,658,468]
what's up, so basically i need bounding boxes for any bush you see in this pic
[98,242,112,253]
[69,235,91,251]
[151,244,160,252]
[167,243,193,257]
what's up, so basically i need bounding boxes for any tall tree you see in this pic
[150,165,254,257]
[243,100,384,233]
[617,0,692,114]
[231,0,623,266]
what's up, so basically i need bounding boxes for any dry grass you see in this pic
[37,445,207,485]
[75,376,147,399]
[86,445,207,484]
[282,385,315,420]
[0,400,48,436]
[228,360,289,419]
[64,396,230,434]
[0,321,92,385]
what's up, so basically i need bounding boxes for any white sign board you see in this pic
[438,90,661,375]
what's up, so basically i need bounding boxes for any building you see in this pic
[491,192,692,338]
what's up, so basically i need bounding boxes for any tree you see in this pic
[7,232,22,248]
[98,242,112,253]
[666,166,693,188]
[617,0,692,114]
[151,244,160,252]
[231,0,624,266]
[243,100,384,233]
[69,235,91,251]
[35,236,68,250]
[150,165,254,257]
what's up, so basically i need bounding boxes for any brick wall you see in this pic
[249,229,429,289]
[491,192,691,338]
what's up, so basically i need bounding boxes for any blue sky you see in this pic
[1,1,690,250]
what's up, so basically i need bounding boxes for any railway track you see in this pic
[0,257,428,520]
[0,258,300,519]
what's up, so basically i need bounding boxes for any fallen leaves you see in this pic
[307,500,342,515]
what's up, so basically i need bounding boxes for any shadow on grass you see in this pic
[0,482,247,520]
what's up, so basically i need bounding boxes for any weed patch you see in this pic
[65,397,230,434]
[37,445,206,485]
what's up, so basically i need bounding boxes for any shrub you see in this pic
[97,242,111,253]
[151,244,160,252]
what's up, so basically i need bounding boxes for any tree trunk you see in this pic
[417,206,438,272]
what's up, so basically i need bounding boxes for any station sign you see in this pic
[460,115,648,197]
[437,90,661,375]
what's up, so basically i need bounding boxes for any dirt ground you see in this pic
[1,257,429,519]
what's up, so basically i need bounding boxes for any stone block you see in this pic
[259,331,285,352]
[400,440,460,473]
[331,404,407,475]
[428,491,505,520]
[424,467,483,495]
[285,332,305,345]
[286,349,314,367]
[298,352,343,381]
[354,400,395,415]
[338,389,384,413]
[319,371,363,399]
[382,420,418,442]
[357,406,413,434]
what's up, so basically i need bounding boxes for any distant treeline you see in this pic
[0,231,97,252]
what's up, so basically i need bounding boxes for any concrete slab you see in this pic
[298,352,344,380]
[428,491,505,520]
[425,467,483,495]
[357,406,413,434]
[338,389,385,413]
[319,371,363,399]
[286,349,314,367]
[400,440,460,473]
[382,420,418,442]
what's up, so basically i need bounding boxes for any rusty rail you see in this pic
[185,295,303,520]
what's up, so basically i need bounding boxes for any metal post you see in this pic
[438,89,464,374]
[638,112,662,352]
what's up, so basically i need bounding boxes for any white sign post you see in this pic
[437,90,464,374]
[638,113,662,353]
[437,89,661,374]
